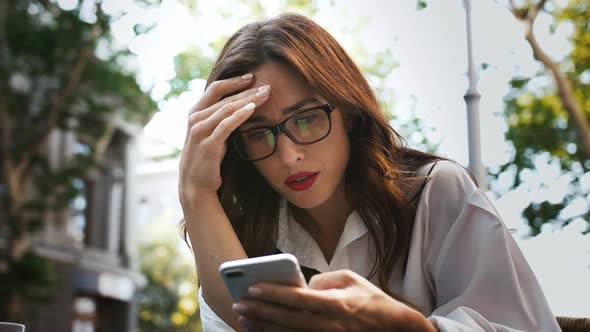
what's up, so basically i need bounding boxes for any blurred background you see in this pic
[0,0,589,331]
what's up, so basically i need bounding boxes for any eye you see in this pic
[295,114,317,125]
[245,129,271,142]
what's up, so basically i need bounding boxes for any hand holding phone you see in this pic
[219,253,306,302]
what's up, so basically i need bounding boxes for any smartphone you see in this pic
[219,253,307,302]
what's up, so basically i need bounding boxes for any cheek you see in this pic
[331,134,350,171]
[253,161,281,189]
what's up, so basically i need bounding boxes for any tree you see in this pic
[137,221,201,332]
[0,0,158,321]
[495,0,590,235]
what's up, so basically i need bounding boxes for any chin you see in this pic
[284,191,328,210]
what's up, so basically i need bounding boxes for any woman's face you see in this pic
[240,61,350,210]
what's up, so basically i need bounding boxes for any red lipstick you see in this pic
[284,172,319,191]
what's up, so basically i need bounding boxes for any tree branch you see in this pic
[510,0,590,159]
[0,98,11,172]
[0,103,20,212]
[508,0,547,21]
[94,120,117,163]
[14,5,103,185]
[528,0,547,20]
[15,46,92,174]
[0,0,11,156]
[0,0,22,211]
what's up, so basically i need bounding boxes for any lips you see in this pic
[284,172,319,191]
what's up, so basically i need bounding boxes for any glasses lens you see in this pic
[285,108,330,144]
[234,106,331,161]
[236,128,275,160]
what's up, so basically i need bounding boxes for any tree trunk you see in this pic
[510,0,590,159]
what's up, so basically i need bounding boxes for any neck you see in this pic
[290,180,352,262]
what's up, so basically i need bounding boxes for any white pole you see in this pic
[463,0,487,190]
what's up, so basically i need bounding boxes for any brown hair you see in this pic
[184,13,445,310]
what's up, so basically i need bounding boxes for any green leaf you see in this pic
[492,0,590,236]
[133,22,157,35]
[417,0,429,10]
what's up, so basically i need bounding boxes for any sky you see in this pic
[56,0,590,317]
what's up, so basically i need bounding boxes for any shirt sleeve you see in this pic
[198,287,237,332]
[419,162,561,332]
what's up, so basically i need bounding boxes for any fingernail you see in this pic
[248,286,261,297]
[241,73,253,80]
[233,303,247,313]
[242,102,256,111]
[256,85,270,97]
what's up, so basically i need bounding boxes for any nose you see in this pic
[275,133,304,166]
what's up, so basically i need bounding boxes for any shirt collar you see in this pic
[276,199,367,272]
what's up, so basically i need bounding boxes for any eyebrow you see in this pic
[242,97,323,125]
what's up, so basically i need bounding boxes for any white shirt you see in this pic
[199,161,561,331]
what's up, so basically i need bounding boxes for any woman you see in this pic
[179,13,560,331]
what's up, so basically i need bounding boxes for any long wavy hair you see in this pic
[183,13,446,310]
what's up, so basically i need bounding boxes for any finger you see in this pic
[237,304,344,332]
[308,270,359,290]
[246,283,339,314]
[189,84,270,127]
[207,101,257,144]
[190,73,254,117]
[232,300,309,329]
[188,85,252,127]
[190,84,271,133]
[235,300,319,331]
[240,315,334,332]
[238,315,297,332]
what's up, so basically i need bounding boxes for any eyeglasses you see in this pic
[232,104,334,161]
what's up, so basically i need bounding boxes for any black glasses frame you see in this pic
[232,104,334,162]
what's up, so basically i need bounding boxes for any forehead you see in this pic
[251,62,317,116]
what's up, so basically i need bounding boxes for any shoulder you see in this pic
[423,160,477,194]
[412,161,503,268]
[414,161,505,247]
[417,160,479,221]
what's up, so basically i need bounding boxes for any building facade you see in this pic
[23,119,146,332]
